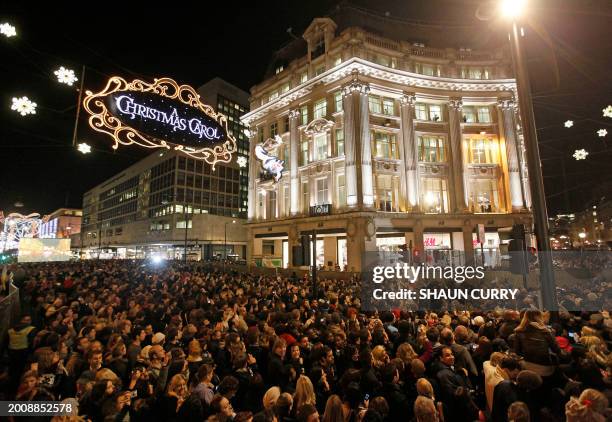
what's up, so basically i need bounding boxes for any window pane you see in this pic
[314,99,327,119]
[369,95,382,114]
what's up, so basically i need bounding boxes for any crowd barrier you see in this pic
[0,283,20,351]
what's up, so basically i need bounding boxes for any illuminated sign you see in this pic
[310,204,332,216]
[255,135,284,182]
[83,76,236,168]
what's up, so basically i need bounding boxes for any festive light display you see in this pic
[237,156,247,168]
[597,129,608,138]
[11,96,37,116]
[564,120,573,128]
[0,212,48,252]
[603,105,612,118]
[0,23,16,37]
[54,66,78,86]
[255,135,284,182]
[78,143,92,154]
[573,149,589,160]
[83,76,236,169]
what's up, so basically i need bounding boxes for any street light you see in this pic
[501,0,557,311]
[223,220,236,272]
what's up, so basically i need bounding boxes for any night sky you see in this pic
[1,0,610,217]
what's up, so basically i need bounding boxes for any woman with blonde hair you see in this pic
[263,386,281,410]
[416,378,435,400]
[414,396,442,422]
[565,388,609,422]
[322,394,344,422]
[293,375,316,412]
[371,345,389,369]
[397,343,418,363]
[514,309,560,376]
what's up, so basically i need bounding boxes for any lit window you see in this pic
[469,179,499,213]
[335,129,344,157]
[268,91,278,102]
[300,71,308,83]
[417,136,446,162]
[316,178,328,205]
[176,220,193,229]
[314,133,327,161]
[313,99,327,119]
[336,174,346,207]
[477,107,491,123]
[270,122,278,137]
[300,106,308,125]
[415,103,428,120]
[467,138,498,164]
[275,65,284,74]
[462,107,477,123]
[280,83,290,93]
[421,178,449,213]
[375,175,396,212]
[429,105,442,121]
[369,95,382,114]
[301,139,309,165]
[334,56,342,66]
[312,35,325,59]
[334,91,343,112]
[268,191,277,219]
[314,65,326,76]
[302,182,309,213]
[382,98,395,115]
[373,131,397,159]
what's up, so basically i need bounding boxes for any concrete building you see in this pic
[39,208,82,239]
[81,78,250,260]
[241,6,533,271]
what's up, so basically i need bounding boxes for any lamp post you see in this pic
[183,204,188,264]
[224,220,236,272]
[578,231,586,262]
[501,0,557,311]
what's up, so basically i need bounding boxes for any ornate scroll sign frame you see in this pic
[83,76,237,169]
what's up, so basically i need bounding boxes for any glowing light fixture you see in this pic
[500,0,526,19]
[0,23,16,38]
[77,143,92,154]
[54,66,78,86]
[237,156,247,168]
[597,129,607,137]
[564,120,573,128]
[578,232,586,239]
[11,96,37,116]
[572,149,588,160]
[425,191,436,205]
[603,105,612,118]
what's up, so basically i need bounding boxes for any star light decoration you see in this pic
[573,149,589,160]
[0,23,16,38]
[597,129,608,138]
[77,143,92,154]
[237,156,248,168]
[54,66,78,86]
[11,96,37,116]
[564,120,574,128]
[603,106,612,118]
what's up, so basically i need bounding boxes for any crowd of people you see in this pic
[0,259,610,422]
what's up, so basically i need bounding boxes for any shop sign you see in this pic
[310,204,332,216]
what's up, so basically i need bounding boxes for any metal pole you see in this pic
[184,204,188,264]
[71,65,86,148]
[508,21,557,310]
[312,230,317,299]
[224,222,227,273]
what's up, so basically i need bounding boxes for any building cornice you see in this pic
[241,57,517,125]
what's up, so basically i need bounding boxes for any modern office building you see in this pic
[242,6,533,271]
[80,78,250,260]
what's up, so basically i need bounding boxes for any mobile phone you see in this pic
[130,390,138,398]
[364,393,369,402]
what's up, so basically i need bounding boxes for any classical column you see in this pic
[399,93,418,211]
[498,99,526,211]
[247,128,258,220]
[342,71,372,208]
[289,110,300,215]
[462,221,474,265]
[448,98,469,212]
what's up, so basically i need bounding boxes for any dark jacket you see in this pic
[513,324,560,366]
[267,353,291,391]
[381,382,412,422]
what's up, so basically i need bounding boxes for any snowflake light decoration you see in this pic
[54,66,78,86]
[573,149,588,160]
[11,96,37,116]
[597,129,608,138]
[0,23,16,38]
[237,156,248,168]
[78,143,92,154]
[603,106,612,118]
[564,120,573,128]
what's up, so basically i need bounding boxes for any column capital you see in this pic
[448,98,463,111]
[288,109,300,120]
[497,99,517,110]
[400,92,417,107]
[342,70,370,97]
